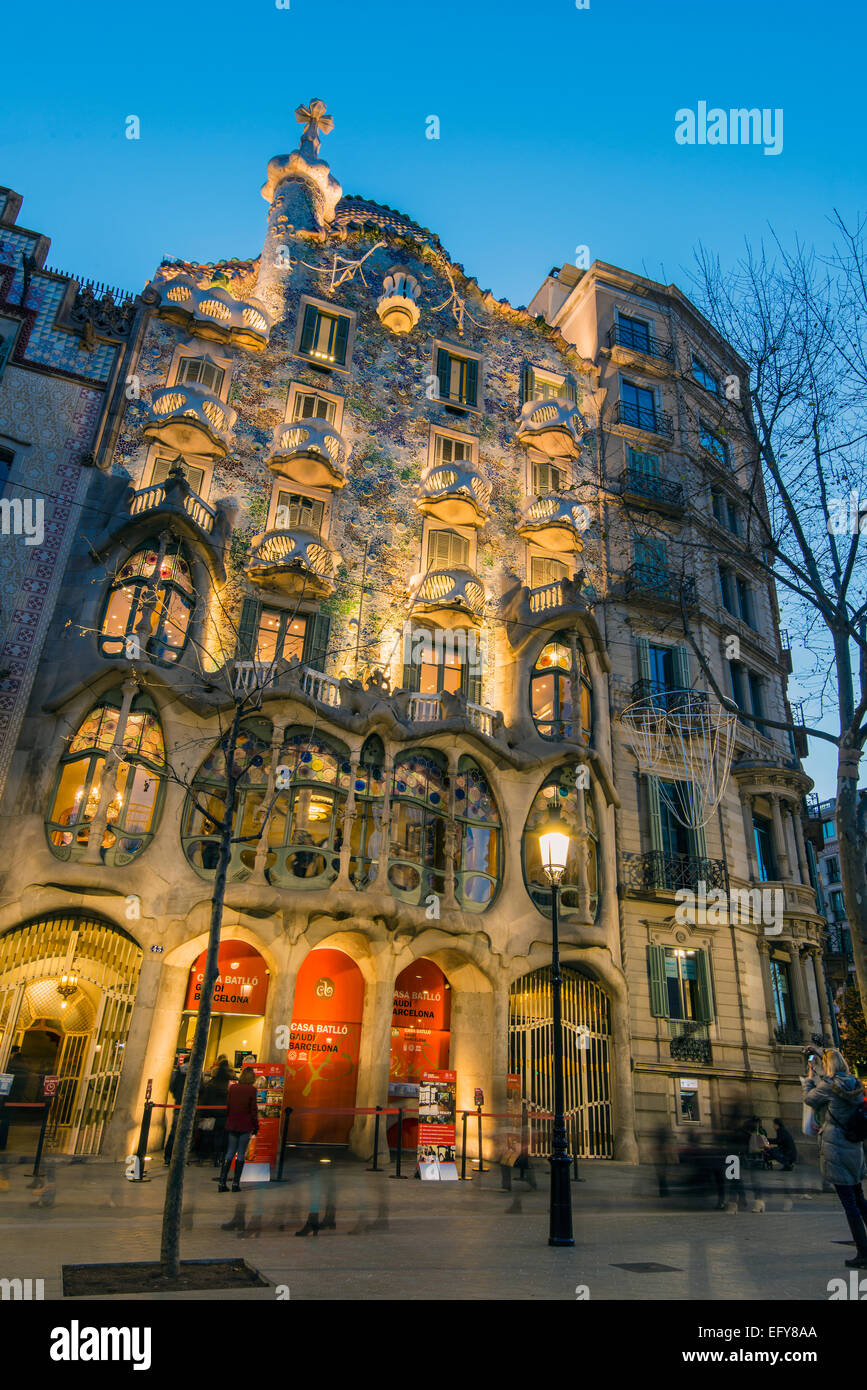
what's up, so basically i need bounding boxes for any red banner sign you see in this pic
[249,1063,285,1171]
[184,939,269,1016]
[284,949,364,1144]
[417,1069,458,1179]
[42,1075,60,1098]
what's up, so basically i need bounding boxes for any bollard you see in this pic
[134,1100,153,1181]
[368,1106,382,1172]
[276,1106,293,1183]
[31,1101,51,1181]
[460,1111,470,1180]
[476,1105,485,1173]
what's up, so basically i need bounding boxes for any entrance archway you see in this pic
[387,958,452,1149]
[0,914,142,1154]
[176,938,270,1070]
[284,948,364,1145]
[508,966,612,1158]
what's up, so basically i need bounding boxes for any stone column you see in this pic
[100,949,166,1160]
[791,804,811,886]
[442,747,460,911]
[787,944,813,1041]
[756,939,779,1040]
[808,947,834,1042]
[369,749,394,893]
[574,782,592,921]
[348,961,396,1161]
[260,936,296,1065]
[334,740,364,891]
[769,793,791,881]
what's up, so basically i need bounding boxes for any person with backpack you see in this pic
[803,1046,867,1268]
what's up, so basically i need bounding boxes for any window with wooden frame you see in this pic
[521,365,576,404]
[147,452,208,500]
[235,596,331,672]
[529,554,569,589]
[295,299,353,368]
[432,430,475,465]
[532,458,568,494]
[174,355,226,395]
[426,527,470,569]
[272,489,325,534]
[647,946,714,1023]
[290,387,340,426]
[433,342,480,409]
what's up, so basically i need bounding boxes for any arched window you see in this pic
[182,719,271,880]
[388,749,448,905]
[46,692,165,865]
[100,543,194,663]
[264,729,350,889]
[350,735,386,888]
[530,631,592,740]
[522,765,599,922]
[455,756,500,910]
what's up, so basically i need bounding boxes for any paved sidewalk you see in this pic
[0,1153,855,1300]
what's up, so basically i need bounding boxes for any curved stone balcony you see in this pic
[143,386,236,457]
[412,565,485,626]
[245,526,336,596]
[130,474,216,536]
[517,494,589,552]
[148,275,273,350]
[376,270,421,334]
[516,398,585,458]
[416,463,491,526]
[266,418,348,490]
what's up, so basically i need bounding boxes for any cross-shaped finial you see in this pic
[295,98,334,161]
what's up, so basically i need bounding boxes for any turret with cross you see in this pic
[295,99,334,162]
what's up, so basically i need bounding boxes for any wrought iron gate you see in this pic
[508,967,613,1158]
[0,914,142,1155]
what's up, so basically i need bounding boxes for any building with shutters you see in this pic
[0,102,829,1164]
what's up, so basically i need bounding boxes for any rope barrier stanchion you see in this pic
[571,1113,584,1182]
[476,1104,485,1174]
[31,1100,51,1181]
[390,1107,408,1180]
[460,1111,470,1180]
[276,1107,293,1183]
[367,1105,382,1172]
[134,1100,153,1182]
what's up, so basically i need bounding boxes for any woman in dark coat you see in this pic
[204,1057,234,1165]
[218,1066,259,1192]
[803,1047,867,1268]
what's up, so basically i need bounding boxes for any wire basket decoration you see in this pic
[619,689,738,830]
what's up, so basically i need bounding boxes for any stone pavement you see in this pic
[0,1151,858,1301]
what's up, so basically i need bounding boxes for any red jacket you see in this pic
[225,1082,259,1135]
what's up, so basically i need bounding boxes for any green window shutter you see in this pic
[695,950,714,1023]
[332,313,350,365]
[299,304,319,355]
[236,597,261,661]
[562,377,577,403]
[436,349,451,401]
[521,366,533,404]
[647,944,669,1018]
[645,774,664,854]
[688,784,708,859]
[301,612,331,672]
[463,664,482,705]
[637,636,651,684]
[464,356,478,407]
[402,657,421,692]
[672,645,691,691]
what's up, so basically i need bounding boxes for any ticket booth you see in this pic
[176,939,269,1068]
[387,958,452,1149]
[283,948,364,1145]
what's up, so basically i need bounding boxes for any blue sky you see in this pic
[1,0,862,793]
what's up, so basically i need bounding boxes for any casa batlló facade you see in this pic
[0,101,830,1165]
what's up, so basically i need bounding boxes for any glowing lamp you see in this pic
[537,804,571,884]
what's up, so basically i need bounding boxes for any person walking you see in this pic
[803,1047,867,1268]
[766,1118,798,1171]
[218,1065,259,1193]
[164,1057,187,1164]
[205,1057,233,1167]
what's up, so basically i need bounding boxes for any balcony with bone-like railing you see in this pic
[245,527,337,597]
[416,462,491,526]
[516,398,585,459]
[517,494,588,552]
[147,275,273,351]
[412,566,486,624]
[128,463,217,537]
[143,385,236,458]
[266,418,349,490]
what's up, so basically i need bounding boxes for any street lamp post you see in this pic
[538,804,575,1247]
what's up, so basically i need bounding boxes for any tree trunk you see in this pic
[159,705,242,1278]
[836,740,867,1016]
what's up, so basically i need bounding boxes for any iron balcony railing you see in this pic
[608,322,674,362]
[668,1021,712,1065]
[774,1023,804,1047]
[620,850,728,894]
[624,565,697,606]
[619,467,684,509]
[612,399,674,438]
[630,680,710,712]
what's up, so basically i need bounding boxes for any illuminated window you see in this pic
[522,366,576,403]
[181,719,272,881]
[434,345,479,408]
[522,765,598,921]
[297,303,351,366]
[402,625,481,703]
[263,730,350,889]
[175,356,225,394]
[647,946,714,1023]
[99,544,194,663]
[530,631,592,740]
[349,734,386,889]
[274,491,324,533]
[236,598,329,670]
[388,750,449,905]
[46,691,165,865]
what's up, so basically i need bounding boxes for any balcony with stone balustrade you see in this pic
[516,398,585,459]
[244,527,336,597]
[143,385,236,458]
[416,463,491,526]
[411,566,486,627]
[266,418,349,490]
[147,275,273,351]
[517,494,588,552]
